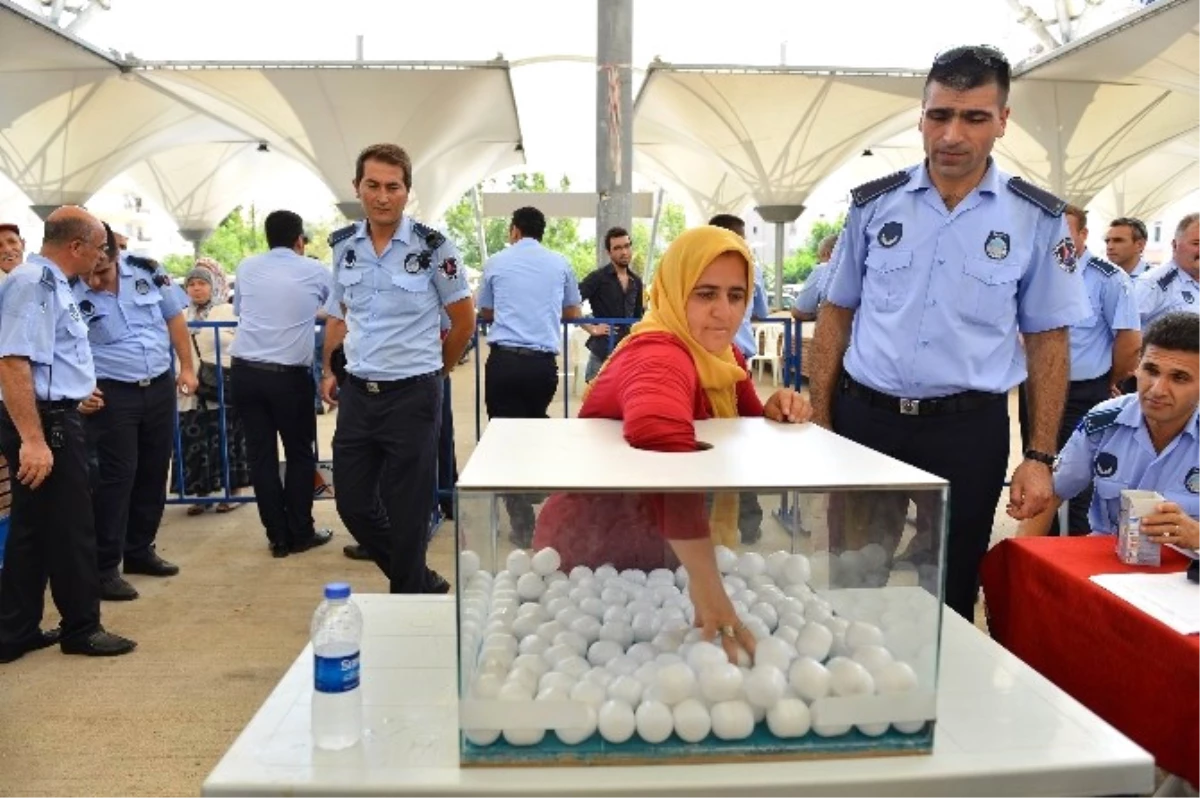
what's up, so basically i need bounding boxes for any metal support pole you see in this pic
[644,187,665,282]
[756,205,805,311]
[773,223,786,310]
[471,187,489,264]
[596,0,633,268]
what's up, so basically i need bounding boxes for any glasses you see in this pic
[1111,217,1148,241]
[933,45,1010,70]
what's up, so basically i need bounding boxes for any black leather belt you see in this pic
[490,344,555,358]
[0,399,76,413]
[1070,374,1110,387]
[232,357,310,375]
[346,371,439,395]
[99,371,171,389]
[841,375,1004,417]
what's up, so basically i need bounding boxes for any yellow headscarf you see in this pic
[586,224,754,548]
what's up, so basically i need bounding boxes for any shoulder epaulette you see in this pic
[126,254,157,272]
[1087,255,1119,277]
[327,223,356,247]
[850,171,910,208]
[1081,407,1121,436]
[1006,177,1066,217]
[39,266,55,289]
[1158,268,1179,291]
[412,221,446,251]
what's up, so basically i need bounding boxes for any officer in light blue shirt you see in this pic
[475,206,581,546]
[1020,312,1199,540]
[320,143,475,595]
[74,239,198,599]
[1018,205,1142,536]
[0,206,136,660]
[1134,213,1199,329]
[811,45,1091,620]
[792,232,840,321]
[230,210,334,559]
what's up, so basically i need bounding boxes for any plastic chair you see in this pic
[748,324,783,386]
[568,326,592,396]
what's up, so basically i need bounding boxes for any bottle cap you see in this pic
[324,582,351,600]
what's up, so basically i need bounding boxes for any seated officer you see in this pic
[1019,311,1199,547]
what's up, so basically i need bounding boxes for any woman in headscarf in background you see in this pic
[532,225,812,661]
[172,258,252,515]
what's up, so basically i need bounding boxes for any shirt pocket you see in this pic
[335,268,366,312]
[1163,489,1199,523]
[1074,282,1105,329]
[863,249,913,313]
[381,271,431,314]
[66,313,90,365]
[961,258,1021,326]
[86,313,121,346]
[1092,479,1127,532]
[130,288,164,324]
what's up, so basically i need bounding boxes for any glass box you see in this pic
[454,418,948,766]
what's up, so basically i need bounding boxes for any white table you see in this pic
[203,595,1153,797]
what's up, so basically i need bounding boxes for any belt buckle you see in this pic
[137,378,151,387]
[365,381,380,394]
[899,398,919,416]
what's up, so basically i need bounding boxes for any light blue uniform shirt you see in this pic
[1134,261,1199,328]
[734,265,771,360]
[826,162,1091,398]
[74,253,183,383]
[1068,251,1140,381]
[1054,394,1200,534]
[0,256,95,401]
[325,217,469,381]
[476,238,581,354]
[794,261,833,316]
[231,248,331,367]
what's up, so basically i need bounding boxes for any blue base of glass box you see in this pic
[461,722,933,767]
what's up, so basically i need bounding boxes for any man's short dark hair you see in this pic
[0,223,20,237]
[1064,205,1087,230]
[1110,217,1148,242]
[708,214,745,234]
[265,210,305,249]
[1143,312,1199,354]
[604,226,630,252]
[101,222,117,260]
[355,143,412,189]
[925,45,1011,107]
[42,215,95,246]
[510,206,546,242]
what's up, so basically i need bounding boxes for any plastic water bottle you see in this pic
[311,582,363,750]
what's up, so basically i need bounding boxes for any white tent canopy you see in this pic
[1086,134,1199,230]
[633,66,925,217]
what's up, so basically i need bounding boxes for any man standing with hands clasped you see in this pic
[809,45,1090,619]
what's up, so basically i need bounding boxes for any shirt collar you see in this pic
[358,215,413,244]
[27,253,66,283]
[909,158,1000,195]
[1119,393,1200,443]
[512,238,537,249]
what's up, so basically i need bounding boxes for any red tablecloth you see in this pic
[981,537,1199,785]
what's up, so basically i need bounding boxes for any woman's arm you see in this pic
[616,339,701,452]
[668,537,756,663]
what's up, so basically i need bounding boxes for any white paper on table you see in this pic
[1090,572,1200,635]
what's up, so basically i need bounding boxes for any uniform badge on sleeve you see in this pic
[1186,466,1199,494]
[135,278,151,295]
[1054,237,1077,273]
[440,257,459,278]
[1093,451,1117,478]
[984,231,1010,260]
[877,221,902,248]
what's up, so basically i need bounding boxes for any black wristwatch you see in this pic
[1024,448,1057,469]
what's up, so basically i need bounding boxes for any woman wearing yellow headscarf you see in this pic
[533,225,811,661]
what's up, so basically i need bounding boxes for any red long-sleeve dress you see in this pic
[531,332,764,571]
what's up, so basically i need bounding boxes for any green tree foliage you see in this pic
[775,214,846,286]
[442,172,685,282]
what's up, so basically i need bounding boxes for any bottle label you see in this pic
[314,652,360,694]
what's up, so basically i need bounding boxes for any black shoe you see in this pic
[290,528,333,555]
[100,576,139,601]
[342,543,372,561]
[123,552,179,577]
[507,531,532,549]
[0,627,63,664]
[270,543,290,559]
[61,627,137,657]
[424,569,451,595]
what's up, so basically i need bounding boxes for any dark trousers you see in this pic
[1018,375,1110,535]
[832,389,1009,620]
[88,375,176,578]
[231,362,318,549]
[333,374,441,594]
[438,375,457,517]
[484,347,558,542]
[0,405,100,646]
